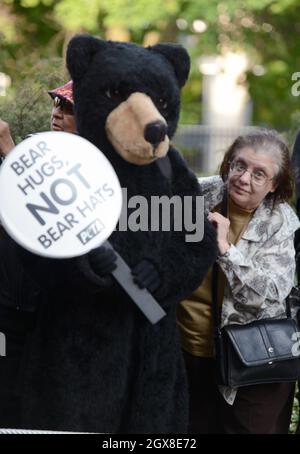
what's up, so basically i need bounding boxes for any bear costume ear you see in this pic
[150,43,190,87]
[67,34,105,81]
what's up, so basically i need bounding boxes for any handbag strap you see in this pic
[211,188,228,341]
[286,294,292,318]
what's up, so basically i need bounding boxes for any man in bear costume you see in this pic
[17,35,217,433]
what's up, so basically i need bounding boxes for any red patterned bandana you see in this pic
[48,80,73,104]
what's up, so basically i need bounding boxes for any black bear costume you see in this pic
[1,36,217,433]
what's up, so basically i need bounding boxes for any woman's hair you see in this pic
[219,128,294,204]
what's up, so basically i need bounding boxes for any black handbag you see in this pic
[211,191,300,388]
[215,314,300,388]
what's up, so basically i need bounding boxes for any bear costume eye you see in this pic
[105,88,126,103]
[158,98,168,110]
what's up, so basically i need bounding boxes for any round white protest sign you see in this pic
[0,131,122,258]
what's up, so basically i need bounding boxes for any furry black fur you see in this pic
[20,35,217,434]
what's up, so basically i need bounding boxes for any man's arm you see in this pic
[0,120,15,157]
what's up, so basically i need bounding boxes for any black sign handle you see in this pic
[103,240,166,324]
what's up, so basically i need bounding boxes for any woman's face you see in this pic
[50,99,77,134]
[227,147,278,210]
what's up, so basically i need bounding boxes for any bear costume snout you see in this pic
[105,92,169,165]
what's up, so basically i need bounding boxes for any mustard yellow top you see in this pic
[177,197,255,357]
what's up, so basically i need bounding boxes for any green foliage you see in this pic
[290,385,299,434]
[100,0,179,29]
[1,0,300,128]
[54,0,101,31]
[0,56,66,143]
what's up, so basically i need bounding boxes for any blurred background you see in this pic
[0,0,299,433]
[1,0,300,174]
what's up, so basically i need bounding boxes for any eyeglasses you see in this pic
[229,160,274,186]
[53,96,74,115]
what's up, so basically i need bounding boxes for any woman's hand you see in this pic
[0,120,15,156]
[207,212,230,256]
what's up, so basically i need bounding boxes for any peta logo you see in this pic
[77,219,104,245]
[291,331,300,357]
[0,332,6,357]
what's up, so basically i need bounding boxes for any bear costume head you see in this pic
[65,34,217,306]
[66,35,190,166]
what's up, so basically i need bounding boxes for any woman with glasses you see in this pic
[177,128,300,434]
[48,80,77,134]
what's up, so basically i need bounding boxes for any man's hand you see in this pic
[88,246,117,276]
[207,211,230,256]
[0,120,15,156]
[132,260,161,293]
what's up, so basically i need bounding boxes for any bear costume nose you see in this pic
[144,121,167,145]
